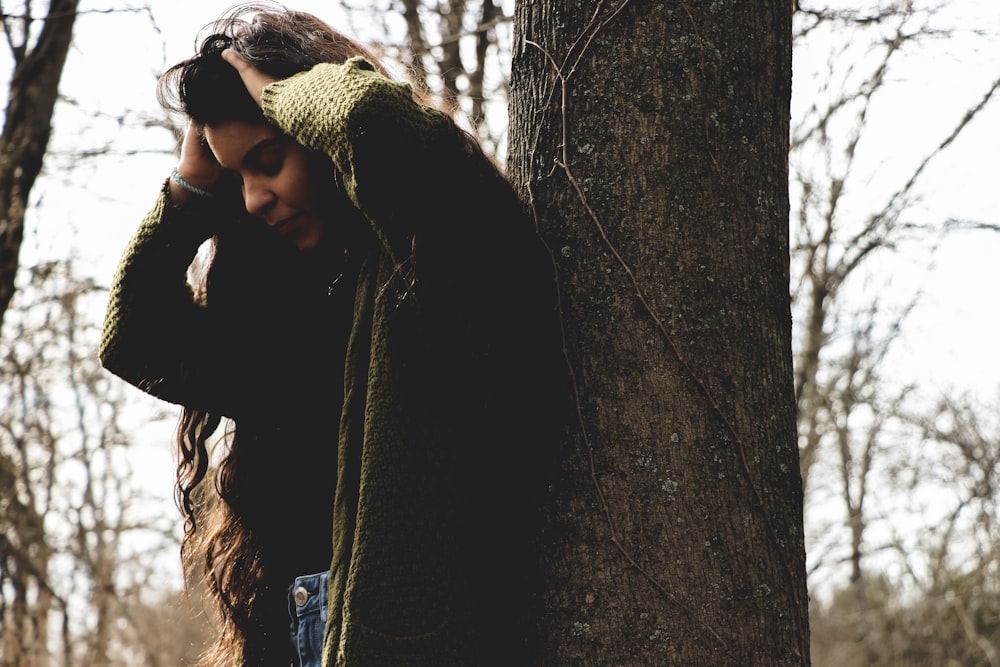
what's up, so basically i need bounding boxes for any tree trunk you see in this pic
[508,1,809,664]
[0,0,79,334]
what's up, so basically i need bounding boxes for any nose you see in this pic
[243,178,276,219]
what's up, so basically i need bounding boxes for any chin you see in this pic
[293,229,325,252]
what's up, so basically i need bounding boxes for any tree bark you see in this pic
[0,0,80,334]
[508,1,809,664]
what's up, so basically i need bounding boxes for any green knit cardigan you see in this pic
[100,58,562,666]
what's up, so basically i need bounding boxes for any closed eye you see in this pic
[252,147,286,177]
[242,137,292,177]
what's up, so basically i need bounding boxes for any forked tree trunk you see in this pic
[508,1,810,664]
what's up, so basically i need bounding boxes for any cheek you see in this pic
[303,154,342,210]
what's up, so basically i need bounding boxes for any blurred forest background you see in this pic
[1,0,998,665]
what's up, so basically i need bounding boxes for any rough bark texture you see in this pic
[508,1,809,664]
[0,0,79,334]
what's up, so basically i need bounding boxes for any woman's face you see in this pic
[205,120,334,251]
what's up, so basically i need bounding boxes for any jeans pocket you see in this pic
[289,572,329,667]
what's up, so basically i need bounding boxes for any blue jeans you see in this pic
[288,571,329,667]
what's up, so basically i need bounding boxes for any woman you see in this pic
[99,3,564,665]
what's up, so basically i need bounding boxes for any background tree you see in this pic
[336,0,514,156]
[508,1,808,664]
[0,256,205,666]
[0,0,79,334]
[0,2,211,662]
[790,2,1000,663]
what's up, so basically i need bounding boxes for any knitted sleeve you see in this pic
[260,57,450,261]
[99,181,232,412]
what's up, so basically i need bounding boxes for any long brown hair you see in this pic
[160,3,532,664]
[161,4,394,664]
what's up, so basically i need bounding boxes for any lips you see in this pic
[272,214,297,234]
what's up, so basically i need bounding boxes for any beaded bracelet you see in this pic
[170,168,217,198]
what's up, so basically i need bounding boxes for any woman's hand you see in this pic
[169,122,224,204]
[222,48,278,108]
[168,50,278,204]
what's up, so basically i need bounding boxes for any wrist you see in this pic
[170,168,217,198]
